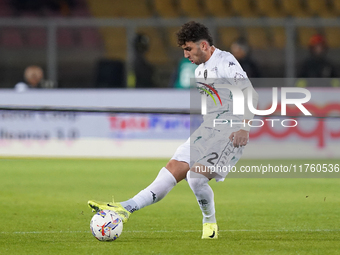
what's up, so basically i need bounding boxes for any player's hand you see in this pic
[229,130,249,148]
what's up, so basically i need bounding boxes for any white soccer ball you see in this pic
[90,210,123,241]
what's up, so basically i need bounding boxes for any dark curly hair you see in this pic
[176,21,214,47]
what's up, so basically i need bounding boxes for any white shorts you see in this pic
[171,125,244,182]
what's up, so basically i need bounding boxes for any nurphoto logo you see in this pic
[200,84,312,128]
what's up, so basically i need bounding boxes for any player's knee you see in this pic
[166,160,189,182]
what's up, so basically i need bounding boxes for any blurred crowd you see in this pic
[2,0,339,90]
[11,0,76,16]
[14,31,339,92]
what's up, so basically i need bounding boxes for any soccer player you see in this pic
[88,21,258,239]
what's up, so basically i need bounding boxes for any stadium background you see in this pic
[0,0,340,87]
[0,0,339,158]
[1,1,340,254]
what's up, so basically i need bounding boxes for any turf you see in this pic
[0,158,339,254]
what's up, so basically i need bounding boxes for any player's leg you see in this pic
[88,139,191,222]
[187,130,244,239]
[186,163,218,239]
[88,159,189,222]
[187,164,216,224]
[119,159,189,212]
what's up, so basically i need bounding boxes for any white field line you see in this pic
[1,229,339,235]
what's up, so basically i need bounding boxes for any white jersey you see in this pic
[171,48,257,180]
[195,48,254,124]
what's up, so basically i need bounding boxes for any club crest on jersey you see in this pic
[204,69,207,80]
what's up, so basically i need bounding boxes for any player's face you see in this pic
[181,41,206,65]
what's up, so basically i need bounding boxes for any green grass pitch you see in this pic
[0,158,339,254]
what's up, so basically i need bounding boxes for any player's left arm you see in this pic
[229,123,250,148]
[229,85,259,147]
[224,54,259,147]
[222,53,259,147]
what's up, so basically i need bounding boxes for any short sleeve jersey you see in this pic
[195,48,253,122]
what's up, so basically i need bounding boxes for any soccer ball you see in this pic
[90,210,123,241]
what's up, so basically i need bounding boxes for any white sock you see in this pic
[187,170,216,224]
[120,167,177,212]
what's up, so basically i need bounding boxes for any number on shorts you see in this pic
[207,152,219,165]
